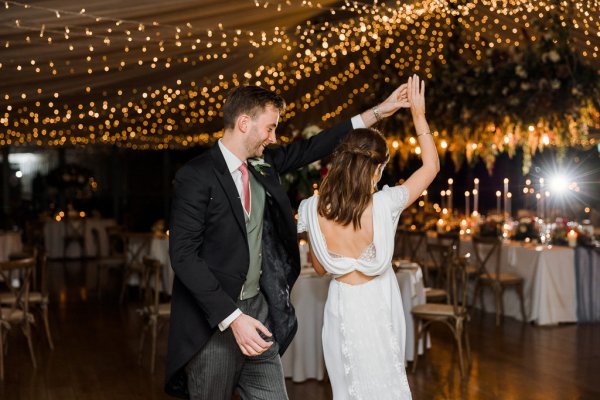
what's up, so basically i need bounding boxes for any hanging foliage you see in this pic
[370,2,599,174]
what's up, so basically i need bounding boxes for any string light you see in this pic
[0,0,598,149]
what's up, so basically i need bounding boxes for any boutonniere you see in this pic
[248,158,272,176]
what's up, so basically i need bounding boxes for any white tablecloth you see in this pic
[575,247,600,322]
[44,218,116,258]
[473,241,577,326]
[0,231,23,262]
[281,266,426,382]
[428,233,577,325]
[281,269,329,382]
[400,232,577,325]
[150,236,172,293]
[395,266,429,361]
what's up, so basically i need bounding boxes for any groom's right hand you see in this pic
[230,313,273,356]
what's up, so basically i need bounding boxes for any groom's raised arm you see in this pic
[266,84,409,174]
[265,118,353,175]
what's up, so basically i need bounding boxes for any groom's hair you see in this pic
[318,128,389,230]
[223,85,286,130]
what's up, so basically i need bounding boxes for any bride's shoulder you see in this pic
[297,195,318,233]
[298,195,319,219]
[376,184,409,206]
[299,194,318,209]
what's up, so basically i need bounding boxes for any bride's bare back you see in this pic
[314,202,376,285]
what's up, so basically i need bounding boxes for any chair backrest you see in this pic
[437,231,460,256]
[404,229,427,262]
[64,216,85,239]
[426,243,452,268]
[448,255,470,315]
[105,225,126,257]
[393,227,407,259]
[425,242,452,288]
[122,232,154,266]
[13,247,47,295]
[0,256,36,318]
[141,257,163,315]
[90,226,124,259]
[472,236,502,277]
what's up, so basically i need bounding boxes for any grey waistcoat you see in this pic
[239,171,266,300]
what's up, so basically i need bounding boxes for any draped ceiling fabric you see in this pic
[0,0,599,149]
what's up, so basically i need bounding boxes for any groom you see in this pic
[165,84,406,399]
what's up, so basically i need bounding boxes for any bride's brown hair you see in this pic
[318,128,389,230]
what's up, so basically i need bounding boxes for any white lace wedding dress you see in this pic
[297,185,412,400]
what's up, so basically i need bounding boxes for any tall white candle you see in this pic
[539,178,545,220]
[496,190,501,215]
[448,178,454,213]
[507,192,512,219]
[474,178,479,214]
[503,178,509,219]
[465,191,470,217]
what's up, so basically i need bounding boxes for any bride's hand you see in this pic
[407,74,426,119]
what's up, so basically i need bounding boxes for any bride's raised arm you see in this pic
[400,75,440,207]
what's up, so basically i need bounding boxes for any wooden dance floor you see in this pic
[1,259,599,399]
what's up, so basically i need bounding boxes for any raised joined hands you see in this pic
[377,83,410,118]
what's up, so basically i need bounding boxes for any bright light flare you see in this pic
[549,174,569,194]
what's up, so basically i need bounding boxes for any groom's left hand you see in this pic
[230,313,273,356]
[377,83,410,118]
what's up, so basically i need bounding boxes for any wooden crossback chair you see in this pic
[437,231,461,256]
[411,255,471,377]
[472,236,526,326]
[404,229,428,263]
[424,243,452,303]
[393,227,408,260]
[137,257,171,373]
[120,232,154,303]
[0,256,37,380]
[1,249,54,350]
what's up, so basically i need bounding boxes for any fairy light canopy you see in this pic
[0,0,598,160]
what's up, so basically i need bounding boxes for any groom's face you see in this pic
[245,104,279,158]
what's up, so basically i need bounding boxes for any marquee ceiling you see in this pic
[1,0,599,149]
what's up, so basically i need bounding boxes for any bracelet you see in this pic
[416,131,431,137]
[372,106,382,123]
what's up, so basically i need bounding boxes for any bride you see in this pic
[297,75,439,399]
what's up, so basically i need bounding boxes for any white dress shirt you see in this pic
[216,140,246,331]
[217,114,366,331]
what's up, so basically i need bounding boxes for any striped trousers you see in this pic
[185,292,288,400]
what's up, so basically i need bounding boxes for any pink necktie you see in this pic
[239,162,250,214]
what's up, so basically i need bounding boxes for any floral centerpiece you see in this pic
[478,215,503,238]
[551,223,596,247]
[512,217,539,241]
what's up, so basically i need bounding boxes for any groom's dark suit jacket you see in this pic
[165,119,352,398]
